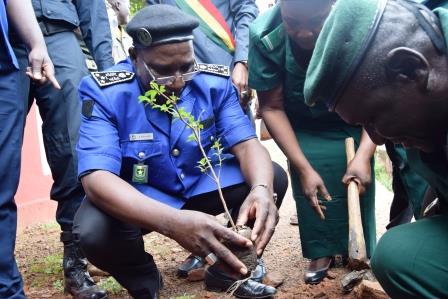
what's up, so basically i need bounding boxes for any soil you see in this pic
[15,139,393,299]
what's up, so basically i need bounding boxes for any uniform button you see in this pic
[210,136,215,142]
[172,148,180,157]
[180,173,185,180]
[138,152,145,159]
[46,10,52,14]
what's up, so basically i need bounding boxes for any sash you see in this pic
[175,0,236,53]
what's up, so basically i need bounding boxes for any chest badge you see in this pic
[132,163,148,184]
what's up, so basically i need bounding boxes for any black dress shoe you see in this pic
[251,258,266,283]
[177,255,205,277]
[304,257,333,285]
[205,266,276,299]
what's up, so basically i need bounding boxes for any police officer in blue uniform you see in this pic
[73,5,288,299]
[145,0,259,275]
[8,1,114,298]
[1,1,59,298]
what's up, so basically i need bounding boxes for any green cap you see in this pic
[303,0,387,110]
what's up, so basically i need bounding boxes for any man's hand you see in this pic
[236,186,279,256]
[26,46,60,89]
[232,62,249,105]
[298,167,332,220]
[342,155,372,195]
[171,210,252,275]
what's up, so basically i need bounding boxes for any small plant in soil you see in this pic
[139,82,257,273]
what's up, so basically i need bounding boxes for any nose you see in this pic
[167,76,185,95]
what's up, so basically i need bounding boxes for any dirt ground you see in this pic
[15,138,393,299]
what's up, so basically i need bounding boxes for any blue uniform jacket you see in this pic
[77,58,256,208]
[0,0,18,70]
[146,0,258,68]
[31,0,114,70]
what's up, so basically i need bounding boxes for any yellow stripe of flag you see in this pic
[186,0,235,51]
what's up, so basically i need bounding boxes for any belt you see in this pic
[38,20,73,36]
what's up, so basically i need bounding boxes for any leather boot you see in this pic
[61,232,108,299]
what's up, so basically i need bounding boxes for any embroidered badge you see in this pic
[91,71,135,88]
[197,63,230,77]
[132,163,148,184]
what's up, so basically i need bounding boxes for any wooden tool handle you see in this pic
[345,138,368,267]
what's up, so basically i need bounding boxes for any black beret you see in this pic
[126,4,200,48]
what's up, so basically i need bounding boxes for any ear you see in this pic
[385,47,430,90]
[129,47,137,62]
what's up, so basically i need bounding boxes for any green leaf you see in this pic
[187,133,197,143]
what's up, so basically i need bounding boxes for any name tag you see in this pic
[129,133,154,141]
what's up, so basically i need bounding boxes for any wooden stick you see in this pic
[345,138,369,270]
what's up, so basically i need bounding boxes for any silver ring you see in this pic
[205,252,218,265]
[241,90,248,96]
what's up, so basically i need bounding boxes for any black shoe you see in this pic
[61,232,108,299]
[177,255,205,278]
[304,257,333,285]
[251,258,266,283]
[205,266,276,299]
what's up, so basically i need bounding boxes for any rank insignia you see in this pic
[92,71,135,88]
[132,164,148,184]
[197,63,230,77]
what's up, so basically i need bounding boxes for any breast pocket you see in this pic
[120,141,164,182]
[199,118,217,149]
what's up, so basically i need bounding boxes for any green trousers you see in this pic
[372,213,448,299]
[290,127,376,259]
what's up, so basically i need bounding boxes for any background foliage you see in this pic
[130,0,145,15]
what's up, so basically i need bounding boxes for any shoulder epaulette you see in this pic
[260,24,285,52]
[91,71,135,88]
[197,63,230,77]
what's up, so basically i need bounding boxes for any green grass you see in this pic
[28,253,63,288]
[39,221,59,230]
[52,279,64,292]
[374,155,393,191]
[98,277,124,295]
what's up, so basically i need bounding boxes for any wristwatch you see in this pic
[236,60,248,69]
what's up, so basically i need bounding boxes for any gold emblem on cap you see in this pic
[136,28,152,47]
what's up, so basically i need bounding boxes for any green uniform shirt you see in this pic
[248,5,352,131]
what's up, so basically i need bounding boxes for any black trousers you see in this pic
[73,163,288,296]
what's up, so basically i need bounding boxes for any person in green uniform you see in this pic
[304,0,448,297]
[248,0,377,284]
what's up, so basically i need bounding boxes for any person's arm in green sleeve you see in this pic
[342,128,376,195]
[258,84,331,220]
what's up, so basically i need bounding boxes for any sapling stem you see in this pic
[139,82,237,230]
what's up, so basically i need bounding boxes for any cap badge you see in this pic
[136,28,152,47]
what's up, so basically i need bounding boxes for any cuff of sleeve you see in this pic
[248,76,281,91]
[96,59,115,71]
[233,50,248,65]
[78,154,121,178]
[222,123,257,149]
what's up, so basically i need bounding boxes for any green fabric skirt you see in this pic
[290,126,376,259]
